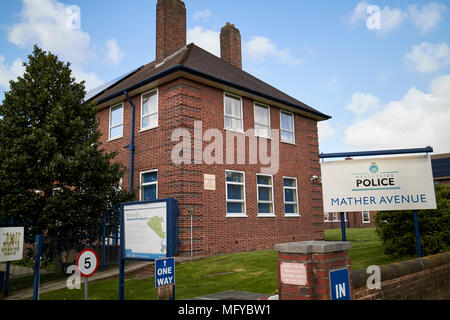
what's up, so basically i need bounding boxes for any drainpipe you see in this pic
[124,91,135,192]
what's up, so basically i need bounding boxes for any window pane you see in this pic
[110,125,123,139]
[281,112,293,131]
[232,118,242,131]
[285,204,298,214]
[142,92,157,116]
[258,186,272,201]
[258,203,273,214]
[257,175,271,185]
[283,178,295,187]
[226,171,243,183]
[281,131,294,142]
[111,106,123,126]
[227,202,244,214]
[143,114,158,129]
[142,184,157,201]
[225,95,241,117]
[255,105,269,125]
[142,171,158,183]
[255,124,269,138]
[284,188,297,202]
[227,184,243,200]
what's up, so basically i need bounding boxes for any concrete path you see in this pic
[5,261,153,300]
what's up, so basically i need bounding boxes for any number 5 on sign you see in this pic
[76,249,99,300]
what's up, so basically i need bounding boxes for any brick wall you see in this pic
[96,77,324,256]
[352,252,450,300]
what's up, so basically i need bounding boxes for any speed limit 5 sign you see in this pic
[76,249,99,278]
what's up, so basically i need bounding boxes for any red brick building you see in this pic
[88,0,331,256]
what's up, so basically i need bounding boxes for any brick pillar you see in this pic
[220,22,242,69]
[275,241,352,300]
[156,0,186,65]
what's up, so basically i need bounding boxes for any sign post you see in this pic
[0,223,24,297]
[76,249,99,300]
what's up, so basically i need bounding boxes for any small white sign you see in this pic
[0,227,24,262]
[321,155,437,212]
[280,263,307,286]
[204,174,216,190]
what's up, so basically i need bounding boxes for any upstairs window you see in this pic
[254,103,271,138]
[109,103,123,140]
[280,111,295,143]
[224,93,243,132]
[141,90,158,130]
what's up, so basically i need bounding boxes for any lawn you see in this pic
[37,228,409,300]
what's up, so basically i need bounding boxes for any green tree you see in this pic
[0,46,134,274]
[375,184,450,257]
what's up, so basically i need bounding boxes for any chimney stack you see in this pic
[220,22,242,69]
[156,0,186,65]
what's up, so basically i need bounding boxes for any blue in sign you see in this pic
[155,258,175,288]
[329,268,350,300]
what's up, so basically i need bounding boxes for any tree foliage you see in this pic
[375,184,450,257]
[0,46,134,272]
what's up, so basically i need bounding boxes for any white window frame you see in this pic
[332,212,339,222]
[109,103,124,141]
[283,177,299,217]
[362,211,371,224]
[139,169,158,201]
[254,102,271,139]
[280,110,295,144]
[225,170,247,217]
[256,174,275,217]
[324,212,330,222]
[224,92,244,133]
[140,89,158,131]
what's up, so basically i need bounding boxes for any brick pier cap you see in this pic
[275,240,352,254]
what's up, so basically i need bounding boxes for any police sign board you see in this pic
[329,268,350,300]
[321,155,437,212]
[155,257,175,288]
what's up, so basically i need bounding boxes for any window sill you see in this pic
[226,214,248,218]
[257,214,276,218]
[108,136,123,142]
[224,128,245,134]
[140,125,158,133]
[281,140,296,145]
[285,214,300,218]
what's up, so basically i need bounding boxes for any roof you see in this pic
[431,153,450,178]
[87,43,331,120]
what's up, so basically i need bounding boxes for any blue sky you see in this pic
[1,0,449,154]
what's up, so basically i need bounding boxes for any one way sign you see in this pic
[155,257,175,288]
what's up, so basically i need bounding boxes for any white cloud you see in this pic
[104,38,126,67]
[405,42,450,73]
[8,0,94,64]
[349,1,446,34]
[318,121,336,146]
[244,36,303,66]
[187,26,220,57]
[346,92,382,116]
[71,66,104,92]
[344,75,450,154]
[408,2,447,34]
[194,9,212,21]
[0,55,25,90]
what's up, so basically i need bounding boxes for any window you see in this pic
[362,211,370,223]
[280,111,295,143]
[257,174,274,216]
[141,90,158,130]
[109,103,123,140]
[332,212,339,222]
[254,103,271,138]
[225,170,246,216]
[283,177,299,216]
[324,212,330,222]
[224,93,243,132]
[140,170,158,201]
